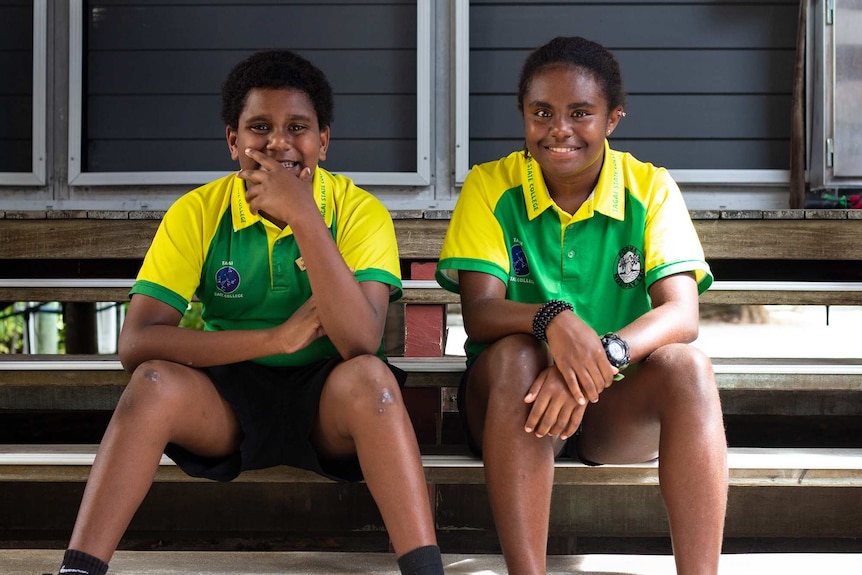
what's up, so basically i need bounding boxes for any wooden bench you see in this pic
[2,444,861,487]
[2,355,861,418]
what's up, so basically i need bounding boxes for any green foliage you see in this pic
[0,304,25,353]
[180,302,205,330]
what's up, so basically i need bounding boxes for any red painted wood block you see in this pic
[410,261,437,280]
[405,304,445,357]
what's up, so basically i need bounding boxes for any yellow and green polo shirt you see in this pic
[436,141,712,363]
[131,168,402,367]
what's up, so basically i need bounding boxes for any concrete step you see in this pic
[3,549,861,575]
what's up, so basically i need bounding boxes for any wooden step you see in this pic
[1,444,861,487]
[1,355,860,417]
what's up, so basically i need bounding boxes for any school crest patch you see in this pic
[613,245,644,289]
[216,265,241,294]
[511,244,530,277]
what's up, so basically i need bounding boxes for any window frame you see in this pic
[67,0,432,188]
[0,0,47,186]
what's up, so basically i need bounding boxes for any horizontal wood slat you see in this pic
[0,217,858,262]
[2,445,860,487]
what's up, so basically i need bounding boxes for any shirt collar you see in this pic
[592,140,626,221]
[520,140,625,222]
[521,153,555,221]
[231,167,334,232]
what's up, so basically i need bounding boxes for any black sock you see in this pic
[58,549,108,575]
[397,544,444,575]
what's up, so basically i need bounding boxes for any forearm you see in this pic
[618,300,699,364]
[118,324,285,373]
[462,297,541,343]
[290,219,385,357]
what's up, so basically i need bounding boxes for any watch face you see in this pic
[607,340,625,361]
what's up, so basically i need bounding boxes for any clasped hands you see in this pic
[523,312,619,440]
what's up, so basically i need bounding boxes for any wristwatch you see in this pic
[601,333,630,369]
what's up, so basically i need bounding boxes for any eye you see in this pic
[289,124,308,133]
[534,109,551,118]
[571,110,589,119]
[250,123,270,133]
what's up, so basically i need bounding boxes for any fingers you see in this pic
[524,371,547,404]
[243,147,277,170]
[524,368,583,439]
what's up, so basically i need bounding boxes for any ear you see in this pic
[318,126,330,162]
[226,125,239,161]
[605,106,625,138]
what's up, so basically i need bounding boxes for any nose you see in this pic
[266,128,292,151]
[550,116,573,138]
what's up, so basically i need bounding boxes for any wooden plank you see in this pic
[0,217,859,262]
[695,219,860,260]
[3,280,862,306]
[1,446,860,487]
[0,219,158,259]
[1,356,860,415]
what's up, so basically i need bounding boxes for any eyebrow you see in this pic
[243,113,314,123]
[527,99,598,110]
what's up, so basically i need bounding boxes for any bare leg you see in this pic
[464,334,558,575]
[578,344,728,575]
[68,360,242,562]
[312,355,437,557]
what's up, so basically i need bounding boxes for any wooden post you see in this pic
[64,302,99,354]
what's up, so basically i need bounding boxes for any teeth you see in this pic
[281,161,297,168]
[549,147,576,153]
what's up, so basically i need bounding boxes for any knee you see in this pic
[479,333,548,396]
[326,355,404,412]
[117,360,188,416]
[644,344,718,405]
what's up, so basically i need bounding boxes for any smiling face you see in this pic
[226,87,329,178]
[522,64,622,194]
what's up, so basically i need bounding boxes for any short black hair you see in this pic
[517,36,625,113]
[221,49,334,130]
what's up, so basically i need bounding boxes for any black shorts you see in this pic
[164,357,407,483]
[457,363,601,466]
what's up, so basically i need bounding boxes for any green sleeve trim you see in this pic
[129,280,190,315]
[356,269,403,303]
[435,258,509,294]
[645,261,714,295]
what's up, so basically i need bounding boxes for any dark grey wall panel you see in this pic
[0,0,32,173]
[467,1,796,172]
[0,52,32,95]
[86,4,416,50]
[470,4,797,49]
[471,50,796,95]
[0,96,32,137]
[0,2,31,50]
[82,1,418,174]
[0,141,32,172]
[88,50,416,95]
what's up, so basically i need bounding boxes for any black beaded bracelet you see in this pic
[532,299,573,342]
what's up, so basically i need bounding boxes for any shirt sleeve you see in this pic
[435,166,510,293]
[334,179,403,301]
[643,169,713,293]
[130,193,208,313]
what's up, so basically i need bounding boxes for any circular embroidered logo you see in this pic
[614,246,644,289]
[215,266,241,294]
[512,244,530,277]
